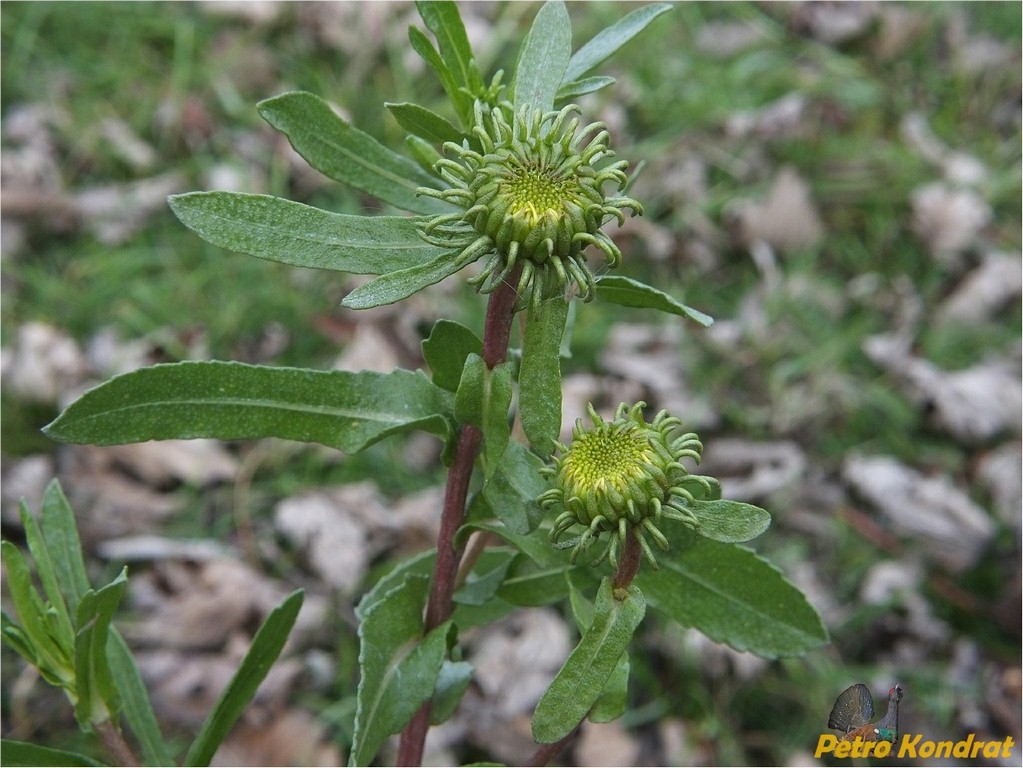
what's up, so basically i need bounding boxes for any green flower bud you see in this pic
[538,402,718,569]
[418,101,642,311]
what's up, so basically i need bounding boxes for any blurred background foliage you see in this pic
[2,2,1020,765]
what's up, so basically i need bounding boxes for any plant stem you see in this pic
[612,529,643,592]
[397,269,522,767]
[528,724,582,766]
[96,720,138,767]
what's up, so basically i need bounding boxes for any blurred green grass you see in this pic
[2,2,1020,765]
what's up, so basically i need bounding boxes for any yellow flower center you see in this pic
[561,427,653,496]
[502,166,566,223]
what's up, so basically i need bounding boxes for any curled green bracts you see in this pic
[418,101,642,311]
[539,402,718,569]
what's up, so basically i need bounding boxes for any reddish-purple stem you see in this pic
[396,268,521,767]
[612,529,643,592]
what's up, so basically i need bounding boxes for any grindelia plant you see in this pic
[4,3,828,766]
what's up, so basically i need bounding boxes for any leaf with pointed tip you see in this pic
[340,249,465,309]
[596,275,713,326]
[479,440,548,535]
[514,0,572,111]
[556,75,616,101]
[415,1,482,121]
[386,102,464,145]
[563,3,673,83]
[73,569,128,727]
[44,362,453,454]
[258,91,448,215]
[634,528,828,658]
[39,480,90,614]
[688,499,771,543]
[168,192,442,275]
[532,578,645,743]
[183,590,304,767]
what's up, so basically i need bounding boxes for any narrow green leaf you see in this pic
[422,319,483,393]
[688,499,771,543]
[183,590,304,767]
[108,630,174,767]
[2,611,39,664]
[514,0,572,111]
[634,530,829,658]
[532,578,645,743]
[563,3,673,83]
[454,354,513,478]
[258,91,448,215]
[340,249,464,309]
[596,275,714,326]
[1,542,72,686]
[168,192,442,275]
[519,293,569,455]
[463,520,566,570]
[0,739,103,767]
[430,660,474,725]
[479,440,548,535]
[415,0,482,120]
[18,501,74,646]
[44,362,453,454]
[386,102,463,145]
[408,26,464,120]
[351,574,449,766]
[74,569,128,727]
[555,75,616,101]
[39,479,90,614]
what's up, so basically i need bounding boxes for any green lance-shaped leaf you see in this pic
[514,0,572,112]
[596,275,714,326]
[556,75,616,101]
[688,499,771,543]
[18,500,74,647]
[415,1,482,122]
[107,630,174,767]
[1,542,74,689]
[340,249,466,310]
[519,293,569,456]
[168,192,444,275]
[183,590,303,767]
[73,569,128,727]
[562,3,673,84]
[43,362,454,454]
[532,578,646,743]
[386,102,464,145]
[351,574,450,767]
[0,739,104,767]
[39,479,90,615]
[479,440,548,535]
[454,354,513,479]
[422,319,483,393]
[258,91,449,215]
[407,26,464,123]
[634,529,829,658]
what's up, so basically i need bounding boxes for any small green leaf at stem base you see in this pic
[688,499,771,543]
[422,319,484,393]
